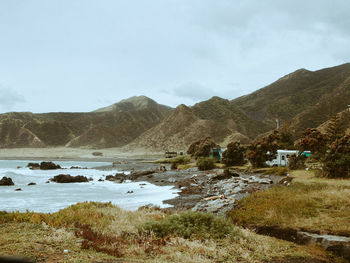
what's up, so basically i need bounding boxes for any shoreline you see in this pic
[0,147,164,162]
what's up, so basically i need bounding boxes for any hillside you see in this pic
[232,63,350,136]
[0,97,172,148]
[317,109,350,135]
[126,100,255,151]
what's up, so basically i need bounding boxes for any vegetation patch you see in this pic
[141,211,237,239]
[196,157,216,171]
[0,201,343,262]
[228,170,350,236]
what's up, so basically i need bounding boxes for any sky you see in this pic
[0,0,349,113]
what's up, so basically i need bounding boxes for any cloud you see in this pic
[0,86,25,111]
[171,82,216,101]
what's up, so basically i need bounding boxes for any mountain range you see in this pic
[1,63,349,151]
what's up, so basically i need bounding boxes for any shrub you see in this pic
[296,128,328,159]
[222,141,246,167]
[187,137,219,158]
[288,154,307,170]
[141,211,236,239]
[247,130,280,168]
[171,155,191,165]
[196,157,216,171]
[322,135,350,178]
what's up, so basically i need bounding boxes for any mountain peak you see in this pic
[94,96,172,113]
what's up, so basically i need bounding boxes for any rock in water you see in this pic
[50,174,89,183]
[0,177,14,186]
[27,162,40,169]
[40,162,61,170]
[27,182,36,186]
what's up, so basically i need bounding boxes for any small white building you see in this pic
[266,150,299,167]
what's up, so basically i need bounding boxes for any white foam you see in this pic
[0,160,178,213]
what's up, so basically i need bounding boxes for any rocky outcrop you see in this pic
[0,177,14,186]
[27,162,61,170]
[40,162,61,170]
[50,174,89,183]
[130,170,155,180]
[105,173,127,183]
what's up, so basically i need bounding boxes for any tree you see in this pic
[296,128,328,158]
[187,137,219,158]
[222,141,246,167]
[278,124,295,149]
[326,113,347,144]
[322,135,350,178]
[247,130,279,168]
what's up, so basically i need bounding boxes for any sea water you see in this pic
[0,160,178,213]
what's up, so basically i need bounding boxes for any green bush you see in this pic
[171,155,191,165]
[196,157,216,171]
[222,141,246,167]
[322,135,350,178]
[141,211,236,239]
[288,154,307,170]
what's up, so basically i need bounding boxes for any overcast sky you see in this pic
[0,0,349,113]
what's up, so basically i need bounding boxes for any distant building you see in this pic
[266,150,311,167]
[210,147,226,160]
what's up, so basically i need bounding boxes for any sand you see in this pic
[0,147,164,161]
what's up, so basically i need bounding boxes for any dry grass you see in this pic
[229,170,350,236]
[0,201,342,263]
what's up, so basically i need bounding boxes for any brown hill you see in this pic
[94,96,171,113]
[232,63,350,135]
[0,97,172,148]
[126,100,256,151]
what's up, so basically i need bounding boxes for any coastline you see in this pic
[0,147,163,162]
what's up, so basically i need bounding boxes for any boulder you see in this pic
[211,169,240,181]
[50,174,89,183]
[27,163,40,169]
[15,188,22,191]
[40,162,61,170]
[130,170,155,180]
[106,173,127,182]
[0,177,14,186]
[27,182,36,186]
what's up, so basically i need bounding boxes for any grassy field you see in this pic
[229,169,350,236]
[0,202,343,263]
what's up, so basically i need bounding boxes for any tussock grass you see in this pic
[0,201,345,262]
[229,170,350,236]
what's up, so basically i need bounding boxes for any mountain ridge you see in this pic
[1,63,349,150]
